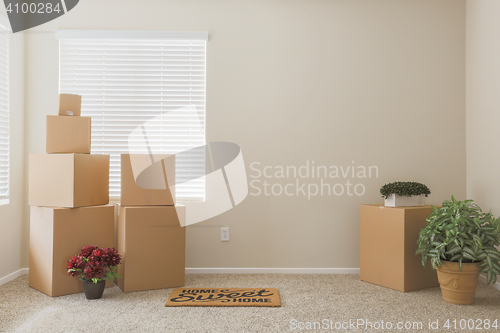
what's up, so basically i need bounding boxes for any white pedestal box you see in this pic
[384,194,426,207]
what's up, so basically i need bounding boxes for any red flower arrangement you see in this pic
[67,246,122,284]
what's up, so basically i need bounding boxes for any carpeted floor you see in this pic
[0,274,499,332]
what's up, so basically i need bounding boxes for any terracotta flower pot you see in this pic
[435,261,481,305]
[82,280,106,300]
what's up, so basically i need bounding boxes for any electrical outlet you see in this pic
[221,227,229,241]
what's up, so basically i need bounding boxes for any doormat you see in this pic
[165,288,281,307]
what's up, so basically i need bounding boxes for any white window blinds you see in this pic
[57,31,208,200]
[0,17,10,199]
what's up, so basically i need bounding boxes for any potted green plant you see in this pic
[416,197,500,305]
[380,181,430,207]
[67,245,122,299]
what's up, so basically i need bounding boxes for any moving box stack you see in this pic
[28,94,186,296]
[116,154,186,292]
[28,94,114,297]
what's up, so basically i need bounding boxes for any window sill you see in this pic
[0,198,10,206]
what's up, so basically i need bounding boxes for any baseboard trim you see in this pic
[479,274,500,291]
[0,268,29,286]
[6,268,499,291]
[185,268,360,274]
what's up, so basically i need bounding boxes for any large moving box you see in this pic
[120,154,176,206]
[117,205,186,292]
[59,94,82,116]
[29,153,109,208]
[29,205,114,297]
[46,115,91,154]
[360,204,439,292]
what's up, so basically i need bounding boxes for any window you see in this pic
[0,16,10,202]
[57,31,208,201]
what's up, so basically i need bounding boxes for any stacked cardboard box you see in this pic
[116,154,186,292]
[29,94,114,297]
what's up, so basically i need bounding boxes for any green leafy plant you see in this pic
[380,181,430,199]
[416,196,500,285]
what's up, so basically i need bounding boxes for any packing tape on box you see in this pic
[128,107,248,226]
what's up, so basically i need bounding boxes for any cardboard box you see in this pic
[46,115,91,154]
[59,94,82,116]
[113,203,120,249]
[29,153,109,208]
[121,154,175,206]
[117,205,186,292]
[29,205,114,297]
[360,204,439,292]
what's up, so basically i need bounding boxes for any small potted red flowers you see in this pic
[67,246,122,299]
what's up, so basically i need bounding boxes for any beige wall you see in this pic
[22,0,466,270]
[466,0,500,216]
[0,27,25,278]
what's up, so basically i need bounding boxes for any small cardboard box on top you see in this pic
[59,94,82,116]
[29,153,109,208]
[46,115,91,154]
[360,204,439,292]
[29,205,114,297]
[121,154,176,206]
[116,205,186,292]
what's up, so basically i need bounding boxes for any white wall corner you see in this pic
[479,274,500,291]
[0,268,29,287]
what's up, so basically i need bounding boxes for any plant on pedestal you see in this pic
[380,181,431,207]
[67,246,122,299]
[416,196,500,305]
